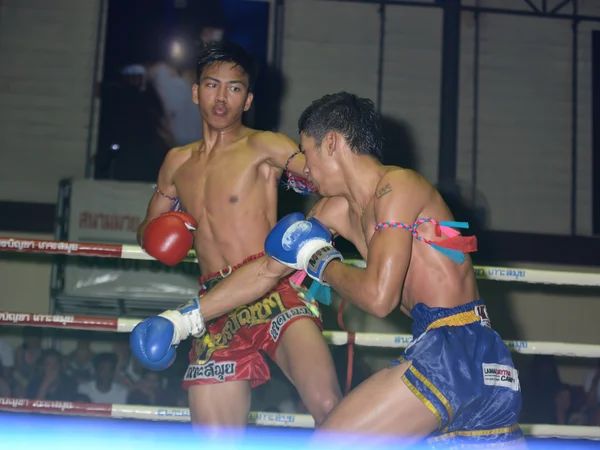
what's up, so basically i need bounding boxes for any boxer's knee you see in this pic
[314,390,341,426]
[273,317,342,424]
[289,369,341,426]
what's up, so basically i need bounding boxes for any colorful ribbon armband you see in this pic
[375,218,478,264]
[278,149,318,196]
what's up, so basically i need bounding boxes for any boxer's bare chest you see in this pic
[172,141,271,221]
[329,198,375,260]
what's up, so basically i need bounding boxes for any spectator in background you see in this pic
[78,353,128,404]
[12,328,43,397]
[158,378,189,408]
[26,349,78,401]
[65,338,95,384]
[0,336,12,397]
[584,359,600,407]
[126,370,164,406]
[554,384,576,425]
[0,336,14,380]
[95,0,228,183]
[113,338,130,380]
[112,338,144,387]
[583,359,600,424]
[522,355,574,424]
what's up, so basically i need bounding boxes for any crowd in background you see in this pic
[0,328,188,408]
[520,355,600,426]
[1,327,600,426]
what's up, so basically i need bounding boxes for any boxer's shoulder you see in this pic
[379,166,421,185]
[247,130,296,155]
[173,140,203,155]
[247,129,286,143]
[163,142,199,169]
[166,142,199,158]
[375,167,432,203]
[155,146,196,190]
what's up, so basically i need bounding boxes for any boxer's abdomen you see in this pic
[172,141,279,273]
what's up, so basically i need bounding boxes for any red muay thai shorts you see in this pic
[182,252,322,389]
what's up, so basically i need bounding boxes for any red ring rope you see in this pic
[0,397,112,417]
[0,312,120,330]
[0,237,124,257]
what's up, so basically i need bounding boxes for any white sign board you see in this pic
[62,179,199,301]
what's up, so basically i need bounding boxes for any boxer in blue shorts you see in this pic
[174,92,525,447]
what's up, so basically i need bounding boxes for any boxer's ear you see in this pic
[244,92,254,112]
[325,131,337,156]
[192,84,200,105]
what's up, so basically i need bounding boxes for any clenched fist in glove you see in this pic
[130,298,206,371]
[142,212,197,266]
[265,212,343,285]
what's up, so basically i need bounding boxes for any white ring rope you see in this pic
[0,311,599,358]
[1,237,600,286]
[0,397,598,440]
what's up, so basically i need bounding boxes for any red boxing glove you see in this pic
[142,212,198,266]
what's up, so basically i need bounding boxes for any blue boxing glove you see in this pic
[265,212,343,285]
[130,298,206,371]
[130,317,177,371]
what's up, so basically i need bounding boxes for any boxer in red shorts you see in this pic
[181,252,322,390]
[129,41,341,429]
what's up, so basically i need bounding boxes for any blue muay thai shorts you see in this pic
[388,299,525,448]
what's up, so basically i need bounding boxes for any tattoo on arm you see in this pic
[376,183,392,199]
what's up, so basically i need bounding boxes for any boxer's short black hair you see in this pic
[298,92,383,161]
[196,40,258,92]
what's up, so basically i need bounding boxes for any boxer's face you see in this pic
[193,62,253,129]
[301,132,341,196]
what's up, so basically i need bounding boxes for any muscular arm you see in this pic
[196,198,339,320]
[250,131,307,177]
[322,171,428,318]
[136,148,185,245]
[198,256,293,321]
[306,196,346,238]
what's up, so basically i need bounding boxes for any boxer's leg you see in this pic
[185,330,252,430]
[188,380,251,427]
[313,360,438,446]
[274,318,342,426]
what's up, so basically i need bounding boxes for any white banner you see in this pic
[62,179,199,301]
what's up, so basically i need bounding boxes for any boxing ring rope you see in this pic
[3,236,600,286]
[2,236,600,442]
[1,311,600,358]
[0,396,599,440]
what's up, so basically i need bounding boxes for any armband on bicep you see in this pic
[278,149,317,196]
[153,184,184,212]
[375,219,478,264]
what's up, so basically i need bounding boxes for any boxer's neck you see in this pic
[202,121,249,153]
[340,156,385,216]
